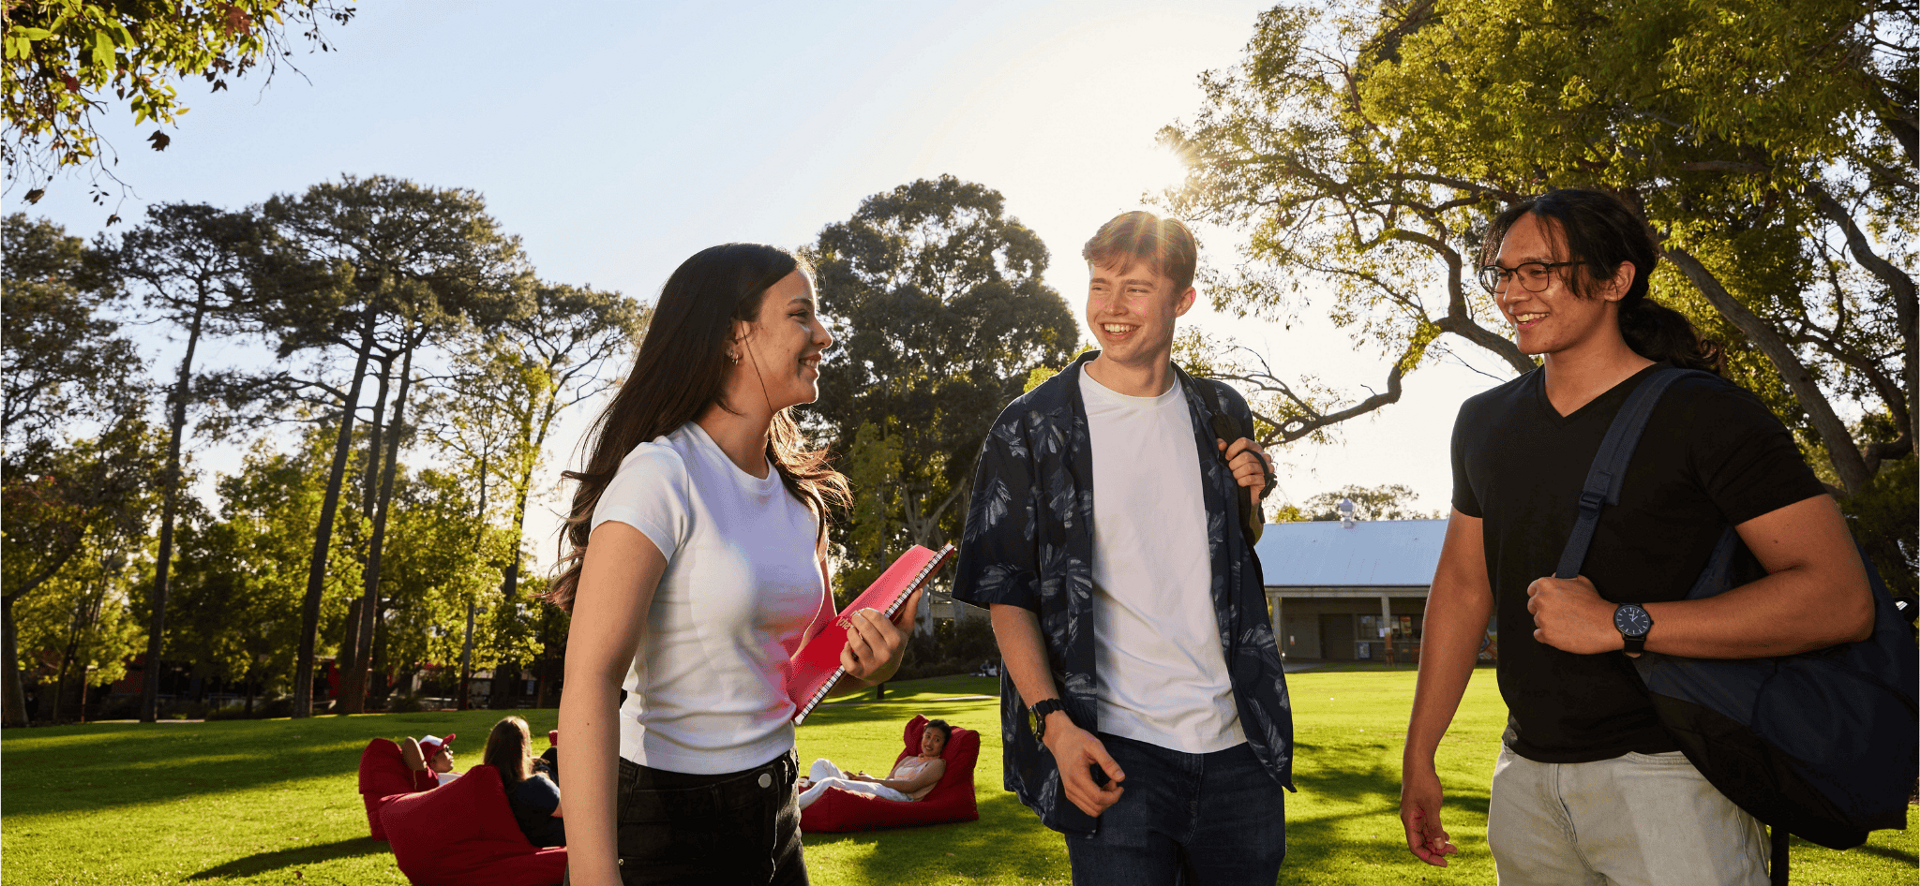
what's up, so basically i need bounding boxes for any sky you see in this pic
[15,0,1512,568]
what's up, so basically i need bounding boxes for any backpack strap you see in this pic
[1193,376,1266,545]
[1553,368,1711,580]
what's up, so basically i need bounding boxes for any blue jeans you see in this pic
[1065,734,1288,886]
[614,751,806,885]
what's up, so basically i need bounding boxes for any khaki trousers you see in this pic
[1487,745,1768,886]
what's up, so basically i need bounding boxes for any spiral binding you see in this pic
[791,543,956,725]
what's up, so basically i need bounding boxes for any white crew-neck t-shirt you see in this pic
[1079,370,1243,754]
[590,420,831,774]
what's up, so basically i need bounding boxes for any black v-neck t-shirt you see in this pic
[1451,363,1826,762]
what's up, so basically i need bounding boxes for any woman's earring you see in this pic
[728,351,740,364]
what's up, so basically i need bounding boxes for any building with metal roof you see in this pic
[1254,518,1450,662]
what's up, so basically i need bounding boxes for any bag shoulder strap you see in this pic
[1189,372,1264,544]
[1554,367,1716,580]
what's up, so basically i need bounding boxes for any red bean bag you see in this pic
[379,763,567,886]
[357,738,437,841]
[800,715,980,832]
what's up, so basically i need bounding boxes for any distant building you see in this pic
[1255,518,1453,662]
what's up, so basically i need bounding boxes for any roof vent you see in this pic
[1338,497,1356,528]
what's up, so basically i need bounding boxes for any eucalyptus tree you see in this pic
[424,282,643,704]
[104,202,266,722]
[0,214,159,726]
[255,174,531,717]
[1163,0,1913,577]
[806,176,1079,599]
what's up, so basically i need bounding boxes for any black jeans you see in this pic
[615,750,806,886]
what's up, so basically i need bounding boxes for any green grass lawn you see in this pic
[3,670,1913,884]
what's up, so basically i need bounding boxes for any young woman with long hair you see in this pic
[483,716,564,847]
[549,243,916,886]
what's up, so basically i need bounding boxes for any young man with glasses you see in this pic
[1399,188,1872,884]
[953,211,1294,885]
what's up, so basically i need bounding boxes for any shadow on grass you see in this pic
[186,836,391,879]
[1809,838,1919,866]
[1283,740,1491,874]
[1,710,556,817]
[806,791,1067,882]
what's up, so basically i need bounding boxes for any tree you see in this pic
[14,537,145,721]
[806,176,1080,602]
[0,213,158,726]
[254,174,531,717]
[167,430,363,713]
[365,467,508,705]
[1279,483,1441,522]
[438,283,643,705]
[103,201,263,722]
[1162,0,1912,574]
[2,0,355,204]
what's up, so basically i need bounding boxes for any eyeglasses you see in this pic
[1478,261,1584,293]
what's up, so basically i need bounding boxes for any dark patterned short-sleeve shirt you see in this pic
[952,352,1296,834]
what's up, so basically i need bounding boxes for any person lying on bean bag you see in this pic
[400,733,461,786]
[799,718,951,809]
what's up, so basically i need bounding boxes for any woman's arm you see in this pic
[875,758,946,794]
[558,522,665,886]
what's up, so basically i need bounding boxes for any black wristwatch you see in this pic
[1613,603,1654,655]
[1029,698,1069,742]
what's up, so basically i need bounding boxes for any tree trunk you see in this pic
[456,449,487,711]
[337,358,392,716]
[292,307,377,719]
[1666,246,1872,495]
[357,339,416,712]
[141,303,207,723]
[337,596,363,714]
[370,609,390,707]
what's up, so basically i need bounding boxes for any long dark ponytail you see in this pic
[543,243,849,612]
[1482,189,1724,374]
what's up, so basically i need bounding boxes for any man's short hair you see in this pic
[1082,211,1198,294]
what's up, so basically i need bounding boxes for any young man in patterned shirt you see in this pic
[953,211,1295,884]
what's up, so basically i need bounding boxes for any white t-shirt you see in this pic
[1080,370,1243,754]
[591,421,831,774]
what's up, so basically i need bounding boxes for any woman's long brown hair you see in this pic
[483,715,533,786]
[544,243,849,612]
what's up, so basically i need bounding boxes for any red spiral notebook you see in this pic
[788,543,957,726]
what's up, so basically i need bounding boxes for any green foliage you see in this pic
[1,213,139,457]
[1165,0,1914,532]
[1277,482,1442,523]
[1,212,164,725]
[167,429,362,696]
[836,421,905,603]
[1838,439,1918,599]
[807,175,1079,569]
[2,0,355,202]
[14,536,148,704]
[893,614,998,681]
[376,468,507,670]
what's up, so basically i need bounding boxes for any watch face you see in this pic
[1614,604,1652,637]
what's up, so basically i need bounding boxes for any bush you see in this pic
[204,704,251,721]
[385,693,428,714]
[168,700,210,721]
[92,694,140,721]
[894,615,1000,682]
[255,697,294,719]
